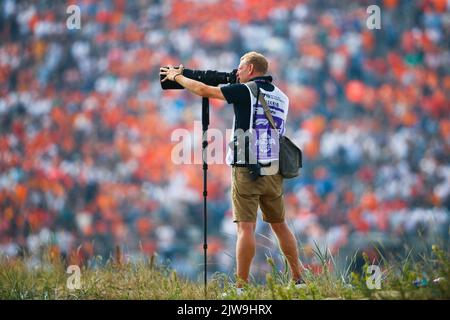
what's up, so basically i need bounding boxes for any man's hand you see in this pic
[160,64,184,82]
[160,64,226,101]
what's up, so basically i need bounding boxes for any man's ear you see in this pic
[248,63,254,75]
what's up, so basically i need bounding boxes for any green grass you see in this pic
[0,245,449,300]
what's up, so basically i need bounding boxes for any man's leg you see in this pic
[270,222,302,281]
[236,221,256,287]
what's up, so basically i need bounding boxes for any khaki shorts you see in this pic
[231,166,285,223]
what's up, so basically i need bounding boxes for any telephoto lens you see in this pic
[160,68,237,90]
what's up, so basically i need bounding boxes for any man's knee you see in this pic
[270,221,288,233]
[237,222,256,236]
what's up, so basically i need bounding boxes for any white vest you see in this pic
[226,83,289,174]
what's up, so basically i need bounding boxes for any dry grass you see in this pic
[0,245,449,300]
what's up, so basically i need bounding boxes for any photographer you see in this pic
[160,52,304,292]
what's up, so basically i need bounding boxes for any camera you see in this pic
[160,68,238,90]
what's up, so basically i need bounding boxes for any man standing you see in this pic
[160,52,304,292]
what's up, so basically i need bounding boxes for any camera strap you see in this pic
[246,81,279,135]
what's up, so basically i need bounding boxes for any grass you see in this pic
[0,245,449,300]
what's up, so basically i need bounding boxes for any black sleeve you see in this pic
[220,84,250,105]
[220,83,252,131]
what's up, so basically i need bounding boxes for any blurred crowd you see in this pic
[0,0,449,279]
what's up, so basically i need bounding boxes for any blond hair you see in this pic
[240,51,268,74]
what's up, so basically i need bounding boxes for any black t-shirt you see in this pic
[220,76,274,131]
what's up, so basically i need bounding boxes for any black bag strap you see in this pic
[246,81,279,135]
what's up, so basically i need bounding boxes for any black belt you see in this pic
[232,162,272,168]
